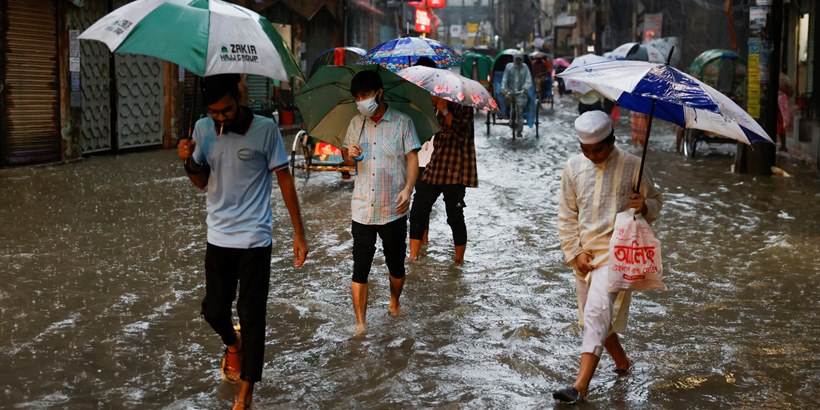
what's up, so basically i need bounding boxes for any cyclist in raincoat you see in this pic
[501,53,532,137]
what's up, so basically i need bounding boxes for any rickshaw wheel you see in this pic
[509,100,518,140]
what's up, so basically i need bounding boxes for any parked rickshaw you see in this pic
[487,50,540,139]
[460,52,493,92]
[681,49,747,157]
[291,47,366,179]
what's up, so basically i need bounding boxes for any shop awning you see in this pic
[350,0,384,15]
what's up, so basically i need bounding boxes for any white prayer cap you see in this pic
[575,110,612,144]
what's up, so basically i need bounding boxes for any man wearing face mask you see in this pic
[342,70,422,335]
[501,53,532,138]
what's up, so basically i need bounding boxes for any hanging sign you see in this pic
[415,9,431,33]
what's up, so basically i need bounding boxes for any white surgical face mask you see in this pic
[356,95,378,116]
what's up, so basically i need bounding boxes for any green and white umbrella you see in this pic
[78,0,302,81]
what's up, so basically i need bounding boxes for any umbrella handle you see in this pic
[634,98,656,193]
[187,76,199,139]
[665,46,675,65]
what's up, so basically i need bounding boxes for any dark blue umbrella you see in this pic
[357,36,462,72]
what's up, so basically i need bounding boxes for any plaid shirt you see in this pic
[344,107,421,225]
[422,101,478,187]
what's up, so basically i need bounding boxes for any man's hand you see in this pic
[627,193,647,215]
[395,188,412,214]
[293,233,308,267]
[574,252,595,275]
[178,139,195,161]
[346,144,362,160]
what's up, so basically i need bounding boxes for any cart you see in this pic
[289,130,356,180]
[289,47,367,179]
[682,49,747,157]
[486,50,540,139]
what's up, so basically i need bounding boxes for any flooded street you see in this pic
[1,98,819,409]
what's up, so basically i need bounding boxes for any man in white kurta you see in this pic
[554,110,663,403]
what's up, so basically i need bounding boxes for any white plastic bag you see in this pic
[608,209,667,292]
[418,135,434,168]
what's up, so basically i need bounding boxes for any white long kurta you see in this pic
[558,145,663,355]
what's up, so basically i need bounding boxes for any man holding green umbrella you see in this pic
[178,74,308,410]
[341,70,422,335]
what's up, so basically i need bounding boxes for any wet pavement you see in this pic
[1,96,819,409]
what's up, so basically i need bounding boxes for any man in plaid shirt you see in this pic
[343,70,421,334]
[409,94,477,264]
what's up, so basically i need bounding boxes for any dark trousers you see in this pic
[202,242,272,382]
[352,216,407,284]
[409,181,467,246]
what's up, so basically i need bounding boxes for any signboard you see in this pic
[427,0,446,7]
[415,9,431,33]
[643,13,662,42]
[450,24,463,39]
[747,54,760,118]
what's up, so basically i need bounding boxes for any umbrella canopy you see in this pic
[563,53,611,94]
[293,64,441,149]
[357,36,463,72]
[529,50,548,59]
[610,42,666,63]
[397,66,498,112]
[558,60,771,145]
[459,52,494,90]
[492,50,532,72]
[646,37,681,66]
[78,0,302,81]
[309,46,367,77]
[558,60,772,187]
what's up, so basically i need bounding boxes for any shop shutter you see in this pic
[2,0,60,165]
[245,74,271,114]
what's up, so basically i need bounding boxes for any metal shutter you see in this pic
[2,0,60,165]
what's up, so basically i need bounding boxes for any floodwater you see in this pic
[1,97,819,409]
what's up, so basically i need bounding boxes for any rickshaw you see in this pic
[681,49,747,157]
[290,47,366,179]
[487,50,540,139]
[460,52,493,93]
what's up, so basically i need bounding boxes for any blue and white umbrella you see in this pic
[558,60,772,187]
[563,53,612,94]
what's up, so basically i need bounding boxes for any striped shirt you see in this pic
[344,107,421,225]
[422,101,478,187]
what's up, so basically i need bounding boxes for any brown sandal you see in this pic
[231,399,252,410]
[221,347,242,384]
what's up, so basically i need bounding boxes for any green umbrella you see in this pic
[294,64,440,149]
[78,0,302,81]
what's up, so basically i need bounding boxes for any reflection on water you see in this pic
[1,98,818,409]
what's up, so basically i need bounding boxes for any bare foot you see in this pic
[354,323,367,336]
[389,302,402,317]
